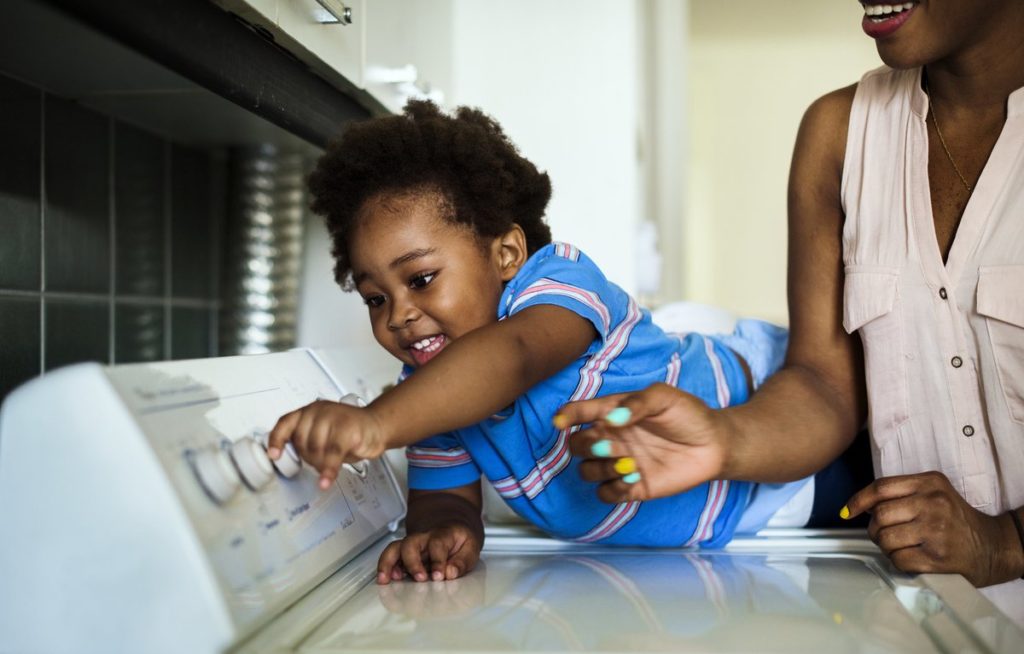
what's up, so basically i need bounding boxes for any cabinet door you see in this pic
[276,0,366,89]
[363,0,453,113]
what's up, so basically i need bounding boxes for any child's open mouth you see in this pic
[408,334,449,367]
[861,2,918,39]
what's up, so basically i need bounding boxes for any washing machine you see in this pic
[0,347,1021,653]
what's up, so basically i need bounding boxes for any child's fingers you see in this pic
[267,409,303,459]
[305,417,336,469]
[400,535,430,583]
[317,444,347,491]
[427,536,453,581]
[445,536,480,580]
[553,394,628,430]
[377,540,404,585]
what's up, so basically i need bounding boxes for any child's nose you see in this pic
[387,296,420,330]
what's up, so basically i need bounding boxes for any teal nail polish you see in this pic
[622,472,642,484]
[591,439,612,457]
[605,406,632,426]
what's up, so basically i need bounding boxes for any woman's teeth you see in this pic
[862,2,915,20]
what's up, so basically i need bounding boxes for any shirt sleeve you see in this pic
[405,432,482,490]
[504,245,615,340]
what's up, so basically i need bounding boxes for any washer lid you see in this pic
[290,531,1023,653]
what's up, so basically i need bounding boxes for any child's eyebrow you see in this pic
[352,247,438,285]
[389,247,437,268]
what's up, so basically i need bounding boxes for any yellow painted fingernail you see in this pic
[833,612,843,625]
[839,505,850,520]
[613,457,637,475]
[552,413,570,430]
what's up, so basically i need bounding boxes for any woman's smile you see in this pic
[860,1,918,39]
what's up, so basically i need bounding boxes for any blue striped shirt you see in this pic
[404,243,753,547]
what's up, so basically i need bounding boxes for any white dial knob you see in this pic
[230,438,276,490]
[193,448,241,504]
[339,393,369,477]
[271,442,302,478]
[339,392,366,407]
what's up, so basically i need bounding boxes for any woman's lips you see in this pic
[861,2,917,39]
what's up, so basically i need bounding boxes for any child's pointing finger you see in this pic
[267,409,303,459]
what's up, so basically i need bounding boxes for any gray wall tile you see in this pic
[171,307,213,360]
[171,146,216,300]
[44,97,110,293]
[115,124,166,297]
[45,299,110,370]
[0,297,41,398]
[0,76,41,290]
[115,303,165,363]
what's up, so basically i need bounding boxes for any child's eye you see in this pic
[364,295,385,308]
[409,272,437,289]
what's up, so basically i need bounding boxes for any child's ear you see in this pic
[494,224,528,281]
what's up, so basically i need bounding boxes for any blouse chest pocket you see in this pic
[843,269,910,433]
[977,266,1024,424]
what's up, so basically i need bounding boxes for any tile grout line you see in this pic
[164,142,173,360]
[109,118,117,364]
[38,90,46,376]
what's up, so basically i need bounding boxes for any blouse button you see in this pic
[962,425,975,437]
[951,356,963,368]
[938,287,948,299]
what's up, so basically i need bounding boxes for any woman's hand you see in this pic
[845,471,1024,587]
[376,522,483,584]
[267,400,388,489]
[560,383,732,502]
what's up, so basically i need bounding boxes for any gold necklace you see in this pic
[924,78,973,193]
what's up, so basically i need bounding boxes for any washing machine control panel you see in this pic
[102,349,406,631]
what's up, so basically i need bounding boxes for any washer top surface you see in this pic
[271,529,1022,654]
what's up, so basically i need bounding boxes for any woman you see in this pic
[557,0,1024,623]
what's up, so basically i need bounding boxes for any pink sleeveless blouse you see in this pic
[841,66,1024,623]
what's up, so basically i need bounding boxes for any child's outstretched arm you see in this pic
[268,303,596,488]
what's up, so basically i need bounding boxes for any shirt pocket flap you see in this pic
[843,270,898,334]
[977,266,1024,329]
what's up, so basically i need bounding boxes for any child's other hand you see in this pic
[376,523,482,584]
[267,400,387,490]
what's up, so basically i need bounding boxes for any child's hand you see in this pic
[267,400,388,490]
[376,523,482,584]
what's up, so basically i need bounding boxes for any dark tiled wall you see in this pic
[0,73,224,400]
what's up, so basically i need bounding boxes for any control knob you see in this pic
[230,438,276,490]
[193,448,241,504]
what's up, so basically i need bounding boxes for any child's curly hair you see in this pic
[309,100,553,289]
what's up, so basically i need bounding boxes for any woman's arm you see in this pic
[562,86,865,498]
[722,83,866,481]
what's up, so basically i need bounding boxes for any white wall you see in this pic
[683,0,880,324]
[449,0,641,293]
[299,0,643,349]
